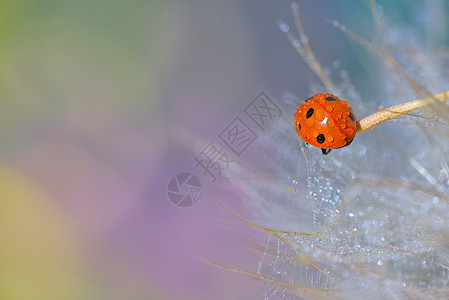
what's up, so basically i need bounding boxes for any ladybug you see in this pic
[295,94,357,155]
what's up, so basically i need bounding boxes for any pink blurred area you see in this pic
[0,0,362,299]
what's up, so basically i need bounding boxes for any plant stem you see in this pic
[357,90,449,133]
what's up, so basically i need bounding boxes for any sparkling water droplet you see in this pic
[277,21,290,33]
[301,35,309,44]
[334,160,342,168]
[375,4,383,19]
[377,260,383,266]
[348,212,355,218]
[426,116,439,128]
[291,2,299,12]
[356,145,367,157]
[292,39,301,47]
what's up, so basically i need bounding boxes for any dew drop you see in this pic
[348,212,354,218]
[340,70,349,79]
[291,2,299,12]
[301,35,309,44]
[277,21,290,33]
[334,160,342,168]
[377,260,383,266]
[426,116,437,128]
[375,4,384,19]
[292,39,301,47]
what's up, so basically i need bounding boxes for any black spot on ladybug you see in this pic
[349,112,356,121]
[298,123,301,130]
[325,96,336,101]
[316,134,325,144]
[306,108,314,118]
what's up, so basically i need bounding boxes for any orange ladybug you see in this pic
[295,94,357,154]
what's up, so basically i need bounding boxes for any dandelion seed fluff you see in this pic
[223,2,449,299]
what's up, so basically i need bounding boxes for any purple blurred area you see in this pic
[0,0,387,299]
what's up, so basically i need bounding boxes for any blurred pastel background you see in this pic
[0,1,436,299]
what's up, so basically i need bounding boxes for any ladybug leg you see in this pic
[321,148,331,155]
